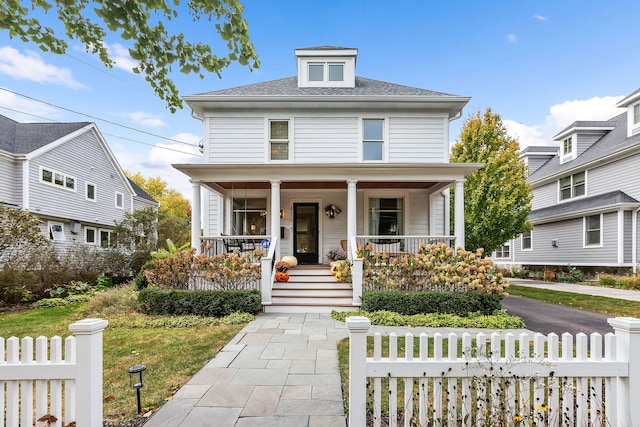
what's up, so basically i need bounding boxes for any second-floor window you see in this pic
[86,183,96,201]
[559,171,585,201]
[115,192,124,209]
[363,119,384,161]
[269,120,289,161]
[41,167,76,191]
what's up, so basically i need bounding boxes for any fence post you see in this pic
[69,318,108,427]
[346,316,371,427]
[607,317,640,425]
[351,258,363,306]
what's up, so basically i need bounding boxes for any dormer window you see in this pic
[562,137,572,155]
[308,62,344,82]
[295,47,356,88]
[634,104,640,125]
[559,135,576,163]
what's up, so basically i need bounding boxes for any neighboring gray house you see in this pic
[492,88,640,272]
[0,114,158,248]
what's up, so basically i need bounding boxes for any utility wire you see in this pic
[0,87,198,147]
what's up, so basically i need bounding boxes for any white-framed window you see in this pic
[562,137,572,155]
[40,167,76,191]
[99,229,111,248]
[115,192,124,209]
[634,104,640,125]
[307,62,344,83]
[495,244,510,259]
[559,171,586,201]
[86,183,96,201]
[521,231,532,251]
[85,227,97,244]
[363,119,384,161]
[48,222,65,241]
[269,120,289,161]
[232,198,267,235]
[584,214,602,247]
[368,197,404,236]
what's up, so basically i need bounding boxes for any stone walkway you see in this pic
[143,313,349,427]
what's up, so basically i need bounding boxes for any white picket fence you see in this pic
[346,316,640,427]
[0,318,108,427]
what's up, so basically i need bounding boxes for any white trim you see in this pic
[494,242,511,259]
[618,209,625,264]
[48,221,66,241]
[85,182,97,202]
[557,170,587,202]
[85,226,97,245]
[22,160,29,210]
[521,230,533,251]
[583,213,603,248]
[115,191,124,209]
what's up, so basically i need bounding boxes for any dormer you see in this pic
[519,146,559,175]
[553,121,614,164]
[616,88,640,138]
[295,46,357,88]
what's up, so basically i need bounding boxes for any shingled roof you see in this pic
[529,190,639,222]
[0,114,89,155]
[191,76,458,98]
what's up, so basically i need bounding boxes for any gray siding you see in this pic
[526,156,553,176]
[294,117,359,162]
[531,182,557,210]
[28,130,132,228]
[388,117,445,162]
[0,156,18,206]
[576,133,605,157]
[588,152,640,201]
[624,210,633,264]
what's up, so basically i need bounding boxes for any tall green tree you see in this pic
[0,0,259,111]
[450,108,532,254]
[127,172,191,249]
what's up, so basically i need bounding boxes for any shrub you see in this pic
[358,243,504,294]
[33,298,68,309]
[137,288,261,317]
[47,281,94,299]
[598,275,618,287]
[558,266,584,283]
[361,291,502,316]
[619,275,640,290]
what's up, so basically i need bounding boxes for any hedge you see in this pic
[137,288,261,317]
[361,290,502,316]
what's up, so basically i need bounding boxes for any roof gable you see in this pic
[0,114,90,155]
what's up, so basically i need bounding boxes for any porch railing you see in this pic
[261,236,278,306]
[200,235,269,256]
[350,235,457,307]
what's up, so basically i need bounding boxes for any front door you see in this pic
[293,203,319,264]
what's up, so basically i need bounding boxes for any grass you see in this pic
[507,284,640,317]
[0,285,248,421]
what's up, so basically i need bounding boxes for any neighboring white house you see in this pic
[176,46,480,265]
[0,114,158,248]
[492,87,640,272]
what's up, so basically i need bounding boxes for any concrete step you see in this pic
[272,288,353,298]
[263,304,358,314]
[272,281,351,290]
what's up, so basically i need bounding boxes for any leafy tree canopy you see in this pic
[0,0,259,111]
[0,204,49,265]
[451,108,532,254]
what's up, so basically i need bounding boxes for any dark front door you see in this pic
[293,203,319,264]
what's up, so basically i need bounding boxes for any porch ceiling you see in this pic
[211,181,439,190]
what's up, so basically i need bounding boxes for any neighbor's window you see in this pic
[232,198,267,235]
[86,183,96,201]
[521,231,532,250]
[49,222,65,241]
[85,227,96,244]
[363,119,384,161]
[634,104,640,124]
[495,244,510,258]
[100,230,111,248]
[270,120,289,161]
[559,171,586,201]
[115,192,124,209]
[584,214,602,246]
[368,198,404,236]
[41,167,76,191]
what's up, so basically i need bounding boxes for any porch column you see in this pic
[191,180,202,254]
[270,180,281,260]
[347,179,358,258]
[454,180,465,249]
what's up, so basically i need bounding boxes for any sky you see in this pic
[1,0,639,201]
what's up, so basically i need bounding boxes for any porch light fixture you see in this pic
[280,209,284,218]
[325,204,342,219]
[128,364,147,414]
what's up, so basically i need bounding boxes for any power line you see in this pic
[0,87,198,147]
[0,105,199,156]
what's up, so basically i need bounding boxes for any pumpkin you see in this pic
[275,271,290,282]
[280,255,298,267]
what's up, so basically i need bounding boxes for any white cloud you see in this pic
[503,95,625,149]
[0,47,84,88]
[507,34,518,43]
[106,43,138,72]
[0,87,60,120]
[127,111,168,127]
[532,14,548,21]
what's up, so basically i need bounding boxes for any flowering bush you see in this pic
[143,248,264,290]
[357,242,505,294]
[274,261,290,272]
[327,248,347,261]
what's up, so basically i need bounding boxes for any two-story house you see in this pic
[0,114,158,249]
[174,46,480,312]
[492,88,640,273]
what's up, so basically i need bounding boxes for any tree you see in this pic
[450,108,532,254]
[127,172,191,249]
[0,205,48,265]
[0,0,259,111]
